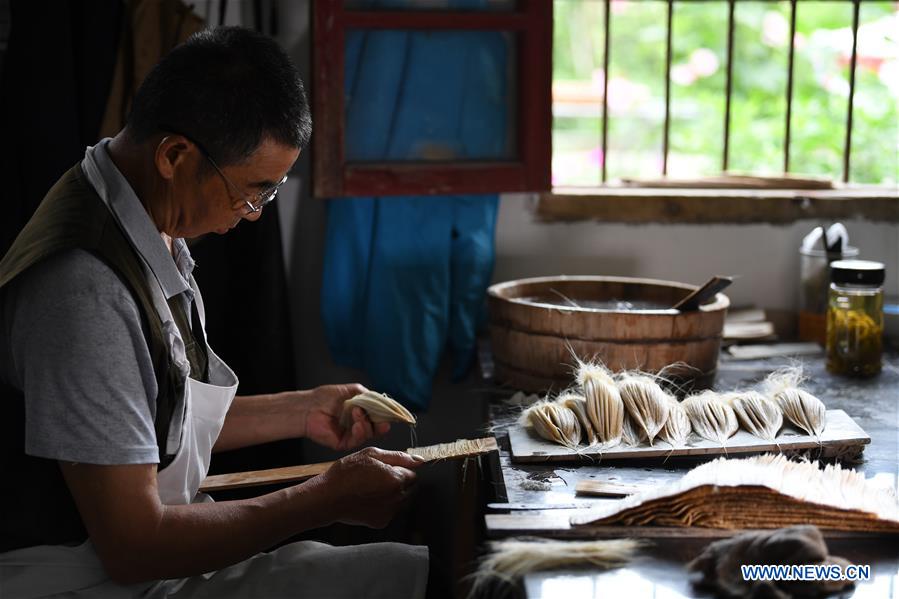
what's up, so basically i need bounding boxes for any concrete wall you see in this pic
[494,193,899,310]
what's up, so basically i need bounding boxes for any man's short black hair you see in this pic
[128,26,311,167]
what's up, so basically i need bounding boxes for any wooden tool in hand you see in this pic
[200,436,498,493]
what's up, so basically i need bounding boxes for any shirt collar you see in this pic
[81,139,193,300]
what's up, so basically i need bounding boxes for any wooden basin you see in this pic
[487,275,730,393]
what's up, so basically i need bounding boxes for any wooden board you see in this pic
[201,462,334,492]
[509,409,868,463]
[575,480,645,497]
[201,437,498,493]
[484,511,893,540]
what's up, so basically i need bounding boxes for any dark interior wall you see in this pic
[273,5,491,595]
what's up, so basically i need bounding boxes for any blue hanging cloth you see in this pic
[321,4,506,410]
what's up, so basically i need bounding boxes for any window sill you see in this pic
[537,186,899,225]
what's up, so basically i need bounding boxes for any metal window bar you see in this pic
[783,0,797,173]
[585,0,866,187]
[843,0,860,183]
[662,0,674,176]
[722,0,736,172]
[601,0,611,184]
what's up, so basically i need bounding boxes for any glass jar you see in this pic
[826,260,885,377]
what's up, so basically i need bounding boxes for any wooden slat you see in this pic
[201,462,334,492]
[509,409,869,463]
[575,480,646,498]
[484,512,895,540]
[201,437,498,493]
[537,188,899,225]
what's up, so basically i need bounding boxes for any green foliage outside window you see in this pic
[552,0,898,187]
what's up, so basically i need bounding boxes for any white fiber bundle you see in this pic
[764,367,826,438]
[682,391,738,445]
[340,390,416,428]
[725,390,783,441]
[576,360,624,447]
[616,374,672,445]
[659,396,692,447]
[621,414,646,447]
[556,391,597,445]
[571,454,899,532]
[471,538,641,592]
[521,401,582,449]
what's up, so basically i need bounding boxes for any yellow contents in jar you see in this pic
[826,293,883,377]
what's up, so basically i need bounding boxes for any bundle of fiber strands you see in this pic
[688,526,855,598]
[570,454,899,533]
[469,538,642,596]
[340,390,417,428]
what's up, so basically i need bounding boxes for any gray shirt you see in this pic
[0,140,198,465]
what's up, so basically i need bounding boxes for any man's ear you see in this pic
[154,135,192,182]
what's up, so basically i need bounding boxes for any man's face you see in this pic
[175,137,299,238]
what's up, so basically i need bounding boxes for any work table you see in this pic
[481,350,899,598]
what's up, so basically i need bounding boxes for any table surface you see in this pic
[484,351,899,598]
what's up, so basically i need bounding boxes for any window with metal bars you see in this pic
[551,0,898,188]
[311,1,897,222]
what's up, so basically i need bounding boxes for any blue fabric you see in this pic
[321,16,506,410]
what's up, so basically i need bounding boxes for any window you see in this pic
[546,0,899,223]
[312,1,898,222]
[312,1,551,198]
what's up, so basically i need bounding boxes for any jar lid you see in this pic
[830,259,885,286]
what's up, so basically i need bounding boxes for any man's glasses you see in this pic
[161,127,287,214]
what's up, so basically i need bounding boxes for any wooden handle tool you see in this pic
[200,436,498,493]
[672,276,733,311]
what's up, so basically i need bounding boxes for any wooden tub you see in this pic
[487,275,730,393]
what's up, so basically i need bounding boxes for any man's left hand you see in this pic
[296,384,390,451]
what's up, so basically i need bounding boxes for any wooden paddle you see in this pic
[200,436,498,492]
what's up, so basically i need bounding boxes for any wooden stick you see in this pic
[200,437,498,492]
[575,480,646,498]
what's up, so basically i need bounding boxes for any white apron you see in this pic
[0,282,428,599]
[0,144,428,597]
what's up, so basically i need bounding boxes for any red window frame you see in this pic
[312,1,552,198]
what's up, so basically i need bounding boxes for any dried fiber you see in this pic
[576,360,624,447]
[406,437,496,461]
[470,538,642,594]
[659,396,691,447]
[571,454,899,533]
[521,401,582,449]
[682,391,738,446]
[725,390,783,441]
[621,414,646,447]
[764,367,826,438]
[556,391,597,445]
[341,390,416,428]
[616,374,671,445]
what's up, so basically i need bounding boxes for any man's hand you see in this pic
[214,383,392,453]
[317,447,422,528]
[298,384,391,451]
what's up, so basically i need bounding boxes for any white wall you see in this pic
[494,193,899,310]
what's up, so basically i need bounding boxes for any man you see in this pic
[0,27,428,598]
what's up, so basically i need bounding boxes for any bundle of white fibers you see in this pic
[470,538,643,593]
[763,366,826,438]
[616,373,672,445]
[576,359,625,448]
[682,390,739,446]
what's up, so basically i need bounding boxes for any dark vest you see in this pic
[0,163,208,552]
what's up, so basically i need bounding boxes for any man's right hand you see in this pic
[317,447,423,529]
